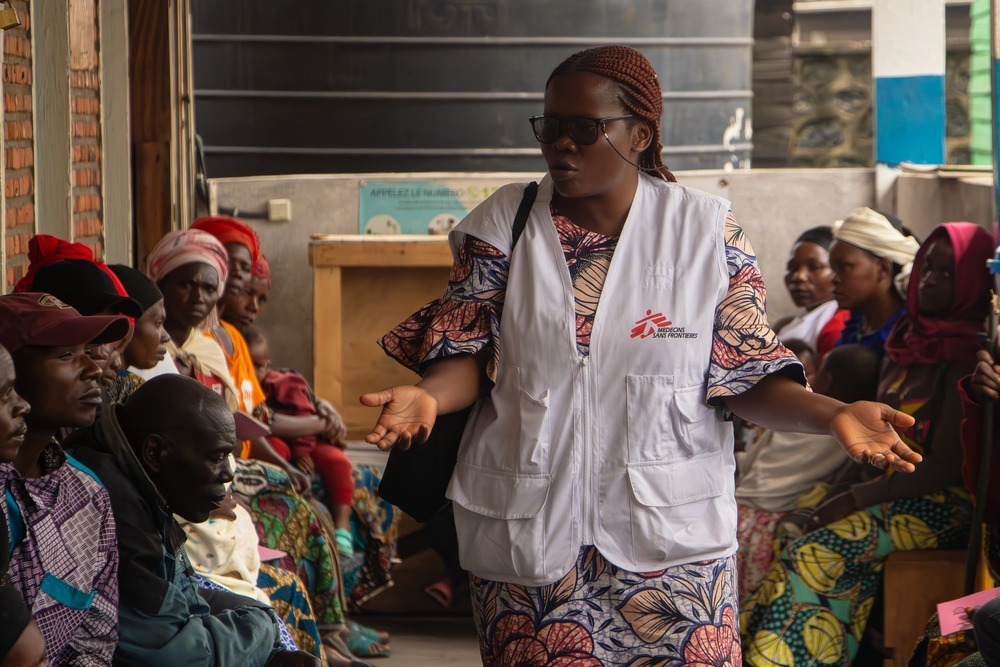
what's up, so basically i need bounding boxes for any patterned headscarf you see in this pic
[146,230,229,292]
[146,230,229,329]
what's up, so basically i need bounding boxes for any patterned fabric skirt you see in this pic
[194,574,299,651]
[741,490,972,666]
[737,505,789,601]
[232,459,346,629]
[345,464,398,607]
[470,547,741,666]
[258,562,323,658]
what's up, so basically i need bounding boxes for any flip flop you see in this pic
[423,580,453,608]
[347,620,390,645]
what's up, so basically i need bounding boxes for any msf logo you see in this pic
[630,310,672,339]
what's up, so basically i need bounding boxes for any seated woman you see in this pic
[736,343,878,598]
[777,227,850,361]
[741,222,994,666]
[830,208,920,357]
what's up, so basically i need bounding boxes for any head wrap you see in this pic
[252,254,271,287]
[146,230,229,329]
[110,264,164,312]
[14,234,132,301]
[794,226,834,251]
[885,222,994,365]
[833,208,920,298]
[192,216,261,269]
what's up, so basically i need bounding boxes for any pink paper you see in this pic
[258,546,287,562]
[937,586,1000,636]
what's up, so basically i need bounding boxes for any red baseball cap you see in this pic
[0,293,131,353]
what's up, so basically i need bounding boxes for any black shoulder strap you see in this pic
[510,181,538,250]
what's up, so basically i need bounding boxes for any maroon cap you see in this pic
[0,293,131,353]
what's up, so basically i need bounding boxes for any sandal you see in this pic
[341,625,391,659]
[346,619,390,645]
[423,580,453,608]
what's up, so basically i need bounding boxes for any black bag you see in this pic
[377,182,539,522]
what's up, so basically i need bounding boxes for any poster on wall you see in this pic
[358,180,505,235]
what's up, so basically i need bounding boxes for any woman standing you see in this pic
[364,46,919,665]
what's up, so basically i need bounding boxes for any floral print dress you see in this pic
[381,206,800,666]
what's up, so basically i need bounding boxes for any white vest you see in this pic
[445,174,736,585]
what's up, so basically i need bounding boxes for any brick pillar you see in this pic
[3,0,33,288]
[70,0,103,258]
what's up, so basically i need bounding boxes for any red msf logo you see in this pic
[631,310,672,339]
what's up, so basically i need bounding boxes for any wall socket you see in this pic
[267,199,292,222]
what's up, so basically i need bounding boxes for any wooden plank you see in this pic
[310,236,453,268]
[882,549,966,667]
[313,266,343,412]
[129,0,172,266]
[313,258,451,440]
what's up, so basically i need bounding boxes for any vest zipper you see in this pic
[581,355,593,546]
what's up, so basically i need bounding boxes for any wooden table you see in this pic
[310,235,453,440]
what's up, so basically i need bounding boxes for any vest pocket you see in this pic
[625,454,731,564]
[448,462,551,578]
[626,374,686,461]
[626,455,725,508]
[448,461,550,518]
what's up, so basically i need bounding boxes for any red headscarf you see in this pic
[192,216,261,269]
[14,234,131,300]
[252,254,271,287]
[886,222,994,365]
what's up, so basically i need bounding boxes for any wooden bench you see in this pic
[882,549,967,667]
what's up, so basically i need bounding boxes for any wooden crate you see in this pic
[310,235,453,440]
[882,549,966,667]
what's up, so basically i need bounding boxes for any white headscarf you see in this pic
[833,207,920,298]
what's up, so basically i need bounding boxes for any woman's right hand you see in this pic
[360,385,438,451]
[972,348,1000,402]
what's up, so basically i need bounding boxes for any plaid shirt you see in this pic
[1,442,119,666]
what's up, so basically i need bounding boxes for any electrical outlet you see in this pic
[267,199,292,222]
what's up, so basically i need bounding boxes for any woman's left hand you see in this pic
[830,401,921,472]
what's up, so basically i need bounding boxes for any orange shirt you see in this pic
[205,321,267,457]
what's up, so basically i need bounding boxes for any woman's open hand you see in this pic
[360,385,438,451]
[830,401,921,473]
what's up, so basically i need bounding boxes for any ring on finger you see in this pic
[870,453,886,467]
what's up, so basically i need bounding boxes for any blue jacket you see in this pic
[68,407,280,667]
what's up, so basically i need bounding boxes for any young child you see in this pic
[244,325,354,558]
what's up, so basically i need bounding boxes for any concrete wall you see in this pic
[208,168,877,383]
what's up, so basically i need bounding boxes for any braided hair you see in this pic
[547,45,676,183]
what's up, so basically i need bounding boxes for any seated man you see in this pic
[67,374,320,667]
[0,343,45,667]
[0,293,128,666]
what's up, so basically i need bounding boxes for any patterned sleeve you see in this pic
[67,491,119,664]
[379,234,508,376]
[707,213,804,403]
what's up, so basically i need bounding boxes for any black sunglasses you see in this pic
[528,115,635,145]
